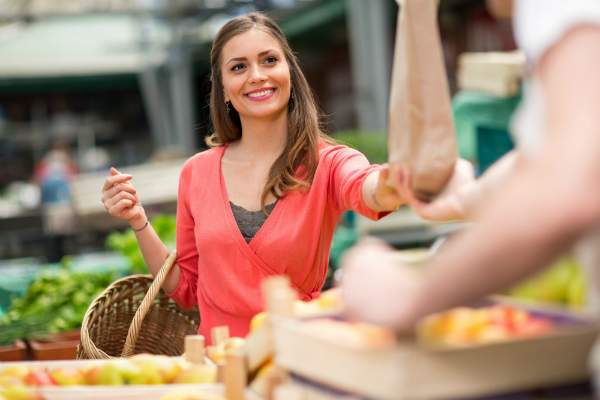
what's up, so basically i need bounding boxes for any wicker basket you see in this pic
[77,252,200,359]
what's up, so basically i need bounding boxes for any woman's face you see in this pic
[220,28,292,121]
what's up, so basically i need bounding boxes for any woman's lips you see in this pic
[246,88,276,101]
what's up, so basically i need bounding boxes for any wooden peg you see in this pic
[184,334,205,364]
[211,325,230,346]
[224,349,247,400]
[262,276,296,317]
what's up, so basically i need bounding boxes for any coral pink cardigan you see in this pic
[170,144,387,341]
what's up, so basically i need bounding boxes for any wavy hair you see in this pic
[206,12,333,212]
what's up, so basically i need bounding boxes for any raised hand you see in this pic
[101,167,146,225]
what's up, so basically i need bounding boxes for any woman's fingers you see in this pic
[104,191,137,211]
[102,182,137,202]
[102,171,132,191]
[101,167,144,221]
[108,198,135,216]
[120,206,141,221]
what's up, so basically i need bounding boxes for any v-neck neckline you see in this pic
[218,145,280,249]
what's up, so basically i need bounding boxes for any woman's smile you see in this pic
[246,87,277,101]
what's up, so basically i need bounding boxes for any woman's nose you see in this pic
[247,64,267,84]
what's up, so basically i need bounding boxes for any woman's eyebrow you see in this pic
[226,49,278,64]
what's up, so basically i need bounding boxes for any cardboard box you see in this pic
[272,304,599,399]
[457,51,525,98]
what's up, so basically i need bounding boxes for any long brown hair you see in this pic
[206,12,333,212]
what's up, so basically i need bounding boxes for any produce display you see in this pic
[0,269,117,345]
[508,256,586,308]
[0,354,217,400]
[160,392,223,400]
[418,304,554,346]
[0,214,178,349]
[206,337,246,365]
[293,289,343,316]
[301,319,397,349]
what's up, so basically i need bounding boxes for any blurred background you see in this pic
[4,0,575,359]
[0,0,516,259]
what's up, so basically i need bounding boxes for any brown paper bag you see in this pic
[388,0,457,202]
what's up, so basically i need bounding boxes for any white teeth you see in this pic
[248,89,273,98]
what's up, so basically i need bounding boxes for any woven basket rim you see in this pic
[80,273,155,359]
[79,252,201,359]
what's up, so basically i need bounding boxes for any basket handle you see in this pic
[121,251,178,357]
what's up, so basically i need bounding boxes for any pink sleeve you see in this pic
[327,146,390,221]
[170,160,199,309]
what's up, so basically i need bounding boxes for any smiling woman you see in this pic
[100,12,408,341]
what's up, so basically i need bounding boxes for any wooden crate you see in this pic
[0,359,224,400]
[272,305,599,400]
[0,340,28,361]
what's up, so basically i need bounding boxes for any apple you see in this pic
[173,363,217,384]
[250,312,268,333]
[513,318,553,336]
[418,305,554,346]
[208,337,246,364]
[2,385,44,400]
[0,376,22,387]
[567,269,586,308]
[82,365,101,385]
[223,337,245,352]
[317,289,342,311]
[49,368,84,386]
[96,362,125,386]
[0,367,29,381]
[129,354,182,384]
[22,370,56,387]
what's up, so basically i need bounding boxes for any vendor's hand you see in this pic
[397,159,477,221]
[101,167,145,225]
[340,238,422,331]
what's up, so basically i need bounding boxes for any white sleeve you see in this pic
[515,0,600,63]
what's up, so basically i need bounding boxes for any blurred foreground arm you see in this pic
[343,25,600,330]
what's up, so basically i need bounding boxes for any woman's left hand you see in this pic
[373,165,405,211]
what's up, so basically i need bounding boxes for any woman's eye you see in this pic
[231,63,245,72]
[264,56,278,64]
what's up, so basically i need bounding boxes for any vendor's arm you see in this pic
[344,25,600,330]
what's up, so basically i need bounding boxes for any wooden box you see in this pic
[0,359,224,400]
[0,340,28,361]
[272,304,599,399]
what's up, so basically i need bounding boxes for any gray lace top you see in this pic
[230,201,276,243]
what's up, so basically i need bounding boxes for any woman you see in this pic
[101,12,404,340]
